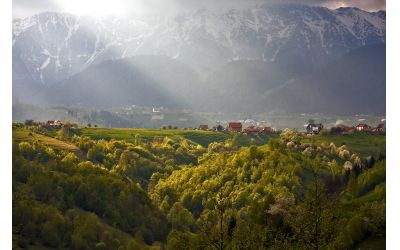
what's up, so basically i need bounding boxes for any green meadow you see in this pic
[76,128,277,147]
[302,133,385,157]
[13,129,79,152]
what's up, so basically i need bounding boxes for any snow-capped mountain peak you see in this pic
[13,4,385,85]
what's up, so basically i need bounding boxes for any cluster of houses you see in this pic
[24,119,63,128]
[305,122,385,135]
[28,118,385,136]
[196,122,274,134]
[343,123,385,133]
[46,120,63,127]
[45,120,63,128]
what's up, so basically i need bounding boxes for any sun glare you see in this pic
[61,0,128,17]
[322,1,348,9]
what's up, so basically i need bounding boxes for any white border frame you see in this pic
[386,0,399,249]
[0,0,12,248]
[2,0,397,249]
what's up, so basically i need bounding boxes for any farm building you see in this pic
[356,123,371,132]
[372,123,385,133]
[243,125,273,134]
[152,107,161,113]
[47,120,62,127]
[212,124,224,132]
[258,126,273,133]
[330,124,354,135]
[198,125,209,131]
[243,126,259,134]
[306,123,323,134]
[227,122,242,132]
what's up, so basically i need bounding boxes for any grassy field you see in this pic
[13,127,384,154]
[13,129,79,152]
[302,133,385,157]
[76,128,279,147]
[76,128,232,147]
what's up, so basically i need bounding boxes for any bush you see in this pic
[19,142,35,160]
[356,161,386,196]
[41,221,61,247]
[95,242,106,249]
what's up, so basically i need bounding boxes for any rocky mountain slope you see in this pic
[12,4,386,115]
[13,4,385,85]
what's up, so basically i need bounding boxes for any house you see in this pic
[306,123,323,134]
[258,126,273,133]
[356,123,371,132]
[330,124,353,135]
[24,119,34,126]
[372,123,385,133]
[213,124,224,132]
[336,124,352,132]
[47,120,62,127]
[227,122,242,132]
[377,123,385,130]
[243,125,259,134]
[198,125,209,131]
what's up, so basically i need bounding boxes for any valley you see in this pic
[12,123,385,249]
[11,2,387,250]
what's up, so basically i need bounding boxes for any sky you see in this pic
[13,0,386,18]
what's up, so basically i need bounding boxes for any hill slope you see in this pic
[44,55,202,109]
[24,44,386,115]
[262,44,386,115]
[203,60,311,112]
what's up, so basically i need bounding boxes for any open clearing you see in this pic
[13,129,79,152]
[302,133,385,157]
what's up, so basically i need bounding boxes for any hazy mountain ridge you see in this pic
[43,55,203,109]
[262,44,386,115]
[13,4,385,86]
[37,44,385,115]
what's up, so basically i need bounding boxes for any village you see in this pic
[192,121,386,135]
[23,118,386,137]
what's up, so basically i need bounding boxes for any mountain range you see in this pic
[12,4,386,115]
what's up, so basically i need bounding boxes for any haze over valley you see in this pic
[13,3,386,121]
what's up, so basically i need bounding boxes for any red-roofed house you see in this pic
[243,126,273,134]
[258,126,273,133]
[243,126,259,134]
[227,122,242,132]
[356,123,371,132]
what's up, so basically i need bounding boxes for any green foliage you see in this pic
[13,126,385,249]
[346,160,386,198]
[302,133,385,157]
[13,138,169,249]
[18,142,35,160]
[284,181,339,249]
[167,202,194,232]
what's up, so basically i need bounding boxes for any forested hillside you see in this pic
[12,124,385,249]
